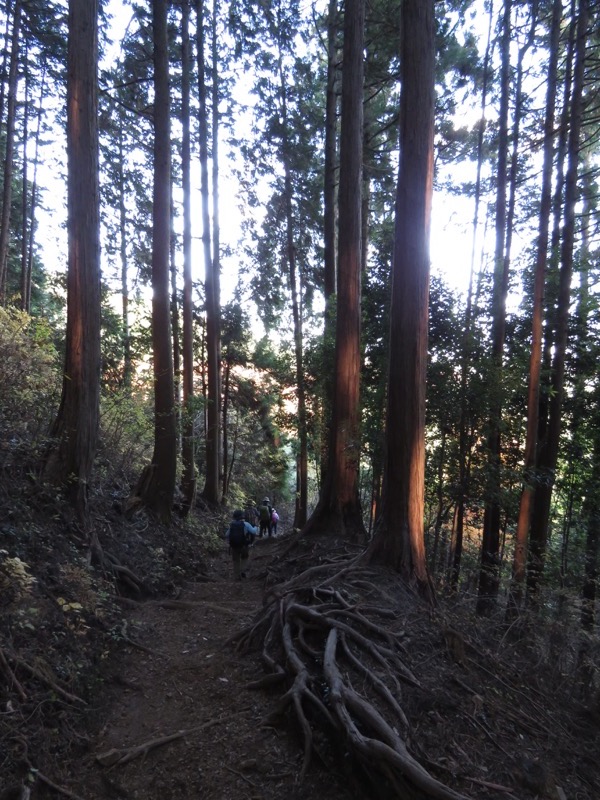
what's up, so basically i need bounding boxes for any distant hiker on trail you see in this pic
[258,497,273,537]
[271,508,279,536]
[226,509,256,580]
[244,500,257,527]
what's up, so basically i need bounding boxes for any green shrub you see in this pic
[0,308,60,456]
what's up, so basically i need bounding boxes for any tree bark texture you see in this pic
[477,0,512,615]
[0,0,22,299]
[528,0,588,595]
[365,0,435,592]
[44,0,101,520]
[303,0,365,541]
[198,0,221,506]
[180,0,196,514]
[140,0,177,522]
[508,0,560,611]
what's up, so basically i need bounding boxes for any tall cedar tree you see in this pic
[180,0,196,513]
[508,0,561,612]
[364,0,434,593]
[302,0,365,541]
[43,0,101,519]
[0,0,22,300]
[528,0,588,593]
[477,0,512,615]
[138,0,177,521]
[198,0,221,506]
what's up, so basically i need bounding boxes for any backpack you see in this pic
[271,510,279,523]
[229,520,247,548]
[259,504,270,522]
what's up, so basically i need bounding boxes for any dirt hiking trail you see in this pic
[50,537,355,800]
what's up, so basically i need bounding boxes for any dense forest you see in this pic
[0,0,599,797]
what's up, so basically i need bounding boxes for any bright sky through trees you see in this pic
[32,0,480,310]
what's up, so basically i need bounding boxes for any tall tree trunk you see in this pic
[221,359,231,502]
[170,194,181,427]
[581,435,600,630]
[528,0,588,595]
[276,47,308,529]
[508,0,560,613]
[364,0,435,596]
[197,0,220,506]
[0,2,14,138]
[118,118,132,388]
[449,2,492,586]
[20,46,29,310]
[43,0,100,521]
[477,0,512,615]
[180,0,196,514]
[303,0,365,542]
[24,60,46,314]
[320,0,339,488]
[529,0,575,596]
[0,0,22,300]
[576,158,596,630]
[211,0,222,485]
[139,0,177,522]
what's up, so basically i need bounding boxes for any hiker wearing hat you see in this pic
[257,497,273,538]
[226,509,257,580]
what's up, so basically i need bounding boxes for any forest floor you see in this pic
[1,498,600,800]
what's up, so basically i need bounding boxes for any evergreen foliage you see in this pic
[0,0,597,612]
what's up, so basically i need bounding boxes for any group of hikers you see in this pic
[225,497,280,580]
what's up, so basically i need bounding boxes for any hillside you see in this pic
[1,476,599,799]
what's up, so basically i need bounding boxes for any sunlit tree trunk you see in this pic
[43,0,100,521]
[0,0,22,300]
[364,0,434,595]
[138,0,177,522]
[303,0,365,541]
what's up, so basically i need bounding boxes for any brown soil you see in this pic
[33,536,357,800]
[3,520,599,800]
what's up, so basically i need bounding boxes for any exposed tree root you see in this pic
[235,559,472,800]
[95,711,248,767]
[3,649,86,706]
[89,531,145,595]
[0,647,27,701]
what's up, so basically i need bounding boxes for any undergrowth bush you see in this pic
[0,308,60,457]
[98,387,154,482]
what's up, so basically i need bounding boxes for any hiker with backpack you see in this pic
[271,507,279,535]
[258,497,273,537]
[226,509,257,580]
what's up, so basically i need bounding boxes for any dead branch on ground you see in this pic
[96,711,249,768]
